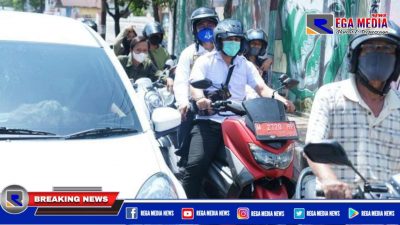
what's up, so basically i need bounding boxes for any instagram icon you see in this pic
[237,207,250,220]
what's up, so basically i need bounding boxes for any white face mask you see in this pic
[132,52,147,63]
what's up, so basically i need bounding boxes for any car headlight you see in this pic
[249,143,294,170]
[136,173,178,199]
[158,87,175,106]
[145,91,163,109]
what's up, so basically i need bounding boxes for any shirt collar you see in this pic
[343,75,400,110]
[215,51,242,66]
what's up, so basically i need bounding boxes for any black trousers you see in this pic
[181,120,223,198]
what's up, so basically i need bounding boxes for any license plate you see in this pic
[255,121,298,140]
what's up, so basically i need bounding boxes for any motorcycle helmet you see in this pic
[142,21,164,45]
[245,28,268,56]
[190,7,219,37]
[348,20,400,95]
[213,19,245,52]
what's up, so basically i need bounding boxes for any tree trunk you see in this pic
[100,0,107,39]
[114,0,121,36]
[39,0,44,13]
[152,3,160,22]
[224,0,233,18]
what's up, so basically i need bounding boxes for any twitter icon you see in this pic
[294,208,305,219]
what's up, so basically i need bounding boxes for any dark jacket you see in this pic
[118,54,159,82]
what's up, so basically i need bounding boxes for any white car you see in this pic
[0,11,185,199]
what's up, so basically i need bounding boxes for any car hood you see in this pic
[0,132,168,199]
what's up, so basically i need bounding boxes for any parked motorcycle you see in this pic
[295,140,400,199]
[167,78,300,199]
[131,59,180,170]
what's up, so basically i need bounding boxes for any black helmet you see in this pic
[348,20,400,95]
[213,19,245,51]
[190,7,219,35]
[142,21,164,45]
[245,28,268,56]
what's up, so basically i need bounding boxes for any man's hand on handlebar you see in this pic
[166,77,174,93]
[320,179,352,199]
[196,97,213,115]
[283,99,296,113]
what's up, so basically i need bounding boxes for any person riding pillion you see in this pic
[174,7,219,120]
[244,28,273,84]
[142,21,173,91]
[181,19,295,198]
[173,7,219,149]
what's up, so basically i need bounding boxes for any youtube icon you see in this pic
[181,208,194,220]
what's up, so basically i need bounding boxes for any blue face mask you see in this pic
[197,28,214,43]
[222,40,241,57]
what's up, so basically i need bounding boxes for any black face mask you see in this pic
[358,52,396,82]
[249,47,261,56]
[149,35,162,45]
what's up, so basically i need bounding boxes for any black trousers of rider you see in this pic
[181,120,223,198]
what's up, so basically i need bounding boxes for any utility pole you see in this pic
[100,0,107,39]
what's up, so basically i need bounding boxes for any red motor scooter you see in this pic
[190,78,299,199]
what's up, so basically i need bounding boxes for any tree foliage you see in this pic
[7,0,44,12]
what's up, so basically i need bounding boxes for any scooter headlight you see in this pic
[136,173,178,199]
[249,143,294,170]
[145,90,163,109]
[158,87,175,106]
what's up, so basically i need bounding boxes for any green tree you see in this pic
[107,0,174,36]
[11,0,44,12]
[106,0,136,36]
[0,0,13,8]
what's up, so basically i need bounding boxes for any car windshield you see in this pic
[0,41,142,136]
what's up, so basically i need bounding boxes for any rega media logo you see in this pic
[306,14,334,35]
[307,13,389,35]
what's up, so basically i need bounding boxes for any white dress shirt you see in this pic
[173,43,210,107]
[190,51,264,122]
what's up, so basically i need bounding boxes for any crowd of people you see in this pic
[112,6,400,199]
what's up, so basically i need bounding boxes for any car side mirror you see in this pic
[151,107,181,135]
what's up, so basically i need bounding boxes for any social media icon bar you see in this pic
[237,207,250,220]
[0,185,29,214]
[294,208,305,219]
[126,207,138,219]
[182,208,194,220]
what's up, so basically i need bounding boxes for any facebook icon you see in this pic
[126,207,138,219]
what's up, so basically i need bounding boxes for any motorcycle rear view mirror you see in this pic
[304,140,351,166]
[282,78,299,89]
[190,79,213,89]
[304,140,368,184]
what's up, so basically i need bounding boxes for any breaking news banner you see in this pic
[1,185,400,224]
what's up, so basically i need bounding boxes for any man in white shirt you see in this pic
[173,7,219,149]
[182,19,295,198]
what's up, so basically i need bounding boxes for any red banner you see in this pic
[28,192,118,207]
